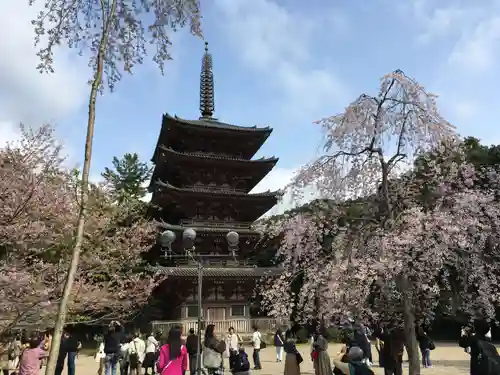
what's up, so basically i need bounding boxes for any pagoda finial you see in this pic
[200,41,214,119]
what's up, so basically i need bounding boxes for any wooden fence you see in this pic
[151,318,288,336]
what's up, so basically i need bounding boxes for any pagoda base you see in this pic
[149,266,280,325]
[151,317,289,337]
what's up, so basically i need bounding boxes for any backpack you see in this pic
[129,341,140,367]
[477,340,500,375]
[349,362,375,375]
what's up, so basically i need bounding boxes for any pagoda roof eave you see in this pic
[158,145,279,165]
[163,113,273,134]
[154,179,282,199]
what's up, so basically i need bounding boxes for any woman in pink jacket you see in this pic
[157,327,188,375]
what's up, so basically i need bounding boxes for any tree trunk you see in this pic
[401,275,420,375]
[44,2,116,373]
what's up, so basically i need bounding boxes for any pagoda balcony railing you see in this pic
[168,257,259,268]
[179,219,253,230]
[187,184,247,194]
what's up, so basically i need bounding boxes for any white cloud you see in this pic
[408,0,471,44]
[251,166,321,216]
[252,167,295,194]
[213,0,347,116]
[449,16,500,73]
[0,3,87,128]
[0,122,21,147]
[449,98,480,121]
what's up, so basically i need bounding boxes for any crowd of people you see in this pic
[0,329,53,375]
[1,318,499,375]
[94,322,252,375]
[280,319,500,375]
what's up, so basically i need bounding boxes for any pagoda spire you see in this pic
[199,41,215,119]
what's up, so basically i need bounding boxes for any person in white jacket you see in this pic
[144,333,159,375]
[128,332,146,375]
[120,335,132,375]
[94,341,106,375]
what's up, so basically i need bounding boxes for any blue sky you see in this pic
[2,0,500,204]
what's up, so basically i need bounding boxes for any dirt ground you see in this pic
[69,342,472,375]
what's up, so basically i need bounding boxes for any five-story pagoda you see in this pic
[147,43,281,325]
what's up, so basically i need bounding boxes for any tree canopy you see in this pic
[0,124,162,335]
[102,152,152,204]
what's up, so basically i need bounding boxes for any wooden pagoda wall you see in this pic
[161,277,254,321]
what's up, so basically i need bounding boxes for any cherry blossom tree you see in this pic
[0,124,160,335]
[27,1,201,371]
[263,71,459,375]
[0,124,75,335]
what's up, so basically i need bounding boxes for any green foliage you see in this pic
[295,328,309,343]
[101,153,152,204]
[324,326,344,343]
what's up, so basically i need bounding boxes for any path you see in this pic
[69,343,470,375]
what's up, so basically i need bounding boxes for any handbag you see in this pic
[260,341,267,349]
[129,342,140,367]
[428,341,436,351]
[203,347,222,369]
[296,352,303,364]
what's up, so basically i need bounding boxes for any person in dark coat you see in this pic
[416,327,433,368]
[55,328,80,375]
[374,325,404,375]
[103,321,124,375]
[459,320,497,375]
[274,328,285,363]
[185,329,202,375]
[353,324,372,364]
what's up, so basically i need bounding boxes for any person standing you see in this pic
[103,322,124,375]
[274,328,285,363]
[144,333,159,375]
[55,330,70,375]
[185,329,201,375]
[459,320,500,375]
[374,325,404,375]
[283,330,302,375]
[18,337,49,375]
[203,325,226,375]
[128,331,146,375]
[416,327,433,368]
[8,333,22,371]
[353,324,371,366]
[120,335,133,375]
[226,327,240,358]
[251,326,262,370]
[156,327,188,375]
[374,336,384,368]
[94,339,106,375]
[311,331,332,375]
[1,337,11,375]
[64,330,81,375]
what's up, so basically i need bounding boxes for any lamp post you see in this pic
[159,228,239,375]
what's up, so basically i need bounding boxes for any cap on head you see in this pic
[347,346,364,362]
